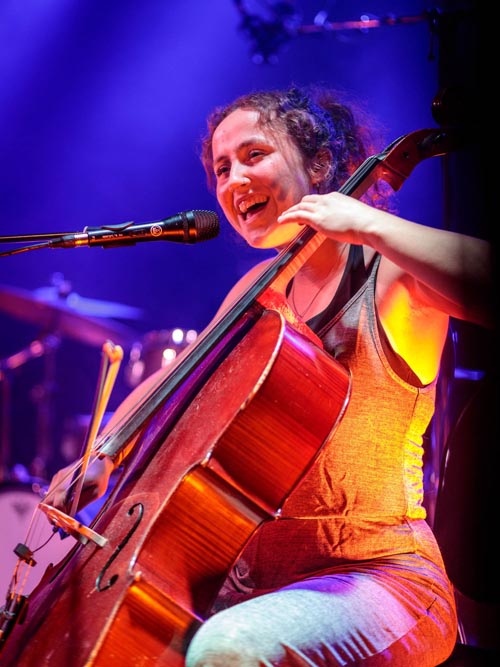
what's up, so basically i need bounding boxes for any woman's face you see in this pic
[211,107,313,249]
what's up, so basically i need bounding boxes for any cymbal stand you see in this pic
[0,334,61,482]
[0,367,11,483]
[29,334,61,480]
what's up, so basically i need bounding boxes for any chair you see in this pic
[433,359,499,666]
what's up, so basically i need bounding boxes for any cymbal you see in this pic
[32,286,143,320]
[0,284,139,348]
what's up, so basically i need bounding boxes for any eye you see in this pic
[248,149,265,160]
[215,163,229,178]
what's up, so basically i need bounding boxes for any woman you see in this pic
[48,86,493,666]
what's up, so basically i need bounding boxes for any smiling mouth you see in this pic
[240,200,267,221]
[238,192,268,216]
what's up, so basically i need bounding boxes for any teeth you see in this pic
[238,195,267,214]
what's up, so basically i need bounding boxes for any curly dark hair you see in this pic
[200,85,393,210]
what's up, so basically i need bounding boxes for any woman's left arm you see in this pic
[279,192,494,328]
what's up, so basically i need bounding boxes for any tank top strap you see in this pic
[307,244,373,333]
[307,244,423,386]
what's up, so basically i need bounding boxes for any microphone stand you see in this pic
[0,231,73,258]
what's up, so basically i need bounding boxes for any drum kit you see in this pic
[0,276,197,598]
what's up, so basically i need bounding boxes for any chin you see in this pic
[245,230,276,249]
[254,224,301,250]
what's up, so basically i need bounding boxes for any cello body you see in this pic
[0,309,350,667]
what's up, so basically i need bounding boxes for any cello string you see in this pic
[4,139,407,599]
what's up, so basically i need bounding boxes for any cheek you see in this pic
[216,185,234,216]
[216,193,241,234]
[273,178,310,215]
[270,162,311,208]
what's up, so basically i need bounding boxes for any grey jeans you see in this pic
[184,554,457,667]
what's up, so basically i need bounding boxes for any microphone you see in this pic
[48,210,219,248]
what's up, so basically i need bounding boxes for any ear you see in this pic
[308,148,333,190]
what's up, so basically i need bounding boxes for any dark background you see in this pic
[0,1,489,480]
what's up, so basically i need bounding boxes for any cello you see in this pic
[0,127,459,667]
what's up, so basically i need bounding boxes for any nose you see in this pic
[227,162,250,191]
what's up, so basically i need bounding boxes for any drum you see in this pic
[0,480,74,599]
[125,327,198,387]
